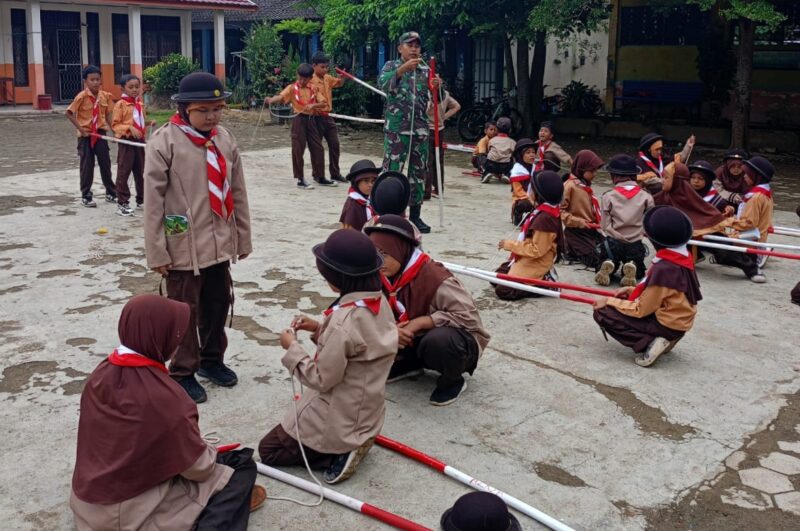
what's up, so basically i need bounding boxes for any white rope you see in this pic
[268,102,299,120]
[328,113,385,124]
[88,133,146,147]
[250,99,267,144]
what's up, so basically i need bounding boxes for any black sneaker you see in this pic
[117,203,134,217]
[105,193,117,203]
[331,175,348,183]
[323,437,375,484]
[136,201,143,210]
[177,375,207,403]
[81,197,97,208]
[297,180,315,190]
[197,362,238,387]
[429,377,467,406]
[386,357,424,383]
[315,177,338,187]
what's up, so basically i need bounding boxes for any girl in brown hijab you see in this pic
[713,148,749,206]
[653,162,729,237]
[70,294,262,531]
[561,149,605,267]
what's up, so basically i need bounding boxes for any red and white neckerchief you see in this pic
[614,184,641,200]
[170,113,233,219]
[629,246,693,300]
[347,188,376,221]
[107,345,168,373]
[87,89,101,148]
[535,141,551,171]
[380,248,430,323]
[638,152,663,176]
[569,176,601,222]
[509,163,532,184]
[121,93,145,137]
[323,297,382,317]
[702,189,719,203]
[293,82,317,107]
[509,203,560,263]
[737,183,772,219]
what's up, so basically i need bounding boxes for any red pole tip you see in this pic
[376,435,448,472]
[361,503,432,531]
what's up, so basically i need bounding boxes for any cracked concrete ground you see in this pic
[1,129,800,529]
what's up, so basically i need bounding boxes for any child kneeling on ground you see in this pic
[593,206,702,367]
[339,159,378,231]
[259,229,397,484]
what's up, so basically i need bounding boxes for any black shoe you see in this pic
[409,205,431,234]
[315,177,338,187]
[387,357,424,383]
[429,377,467,406]
[105,193,117,203]
[177,375,207,403]
[81,197,97,208]
[197,362,239,387]
[331,175,348,183]
[323,437,375,484]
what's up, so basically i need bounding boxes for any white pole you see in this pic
[702,234,800,251]
[256,463,362,511]
[445,264,561,299]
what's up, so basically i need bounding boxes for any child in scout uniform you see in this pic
[66,65,115,208]
[533,121,572,171]
[561,150,605,267]
[509,138,535,225]
[144,72,253,404]
[259,230,397,484]
[689,160,733,215]
[483,117,516,183]
[311,52,347,183]
[111,74,156,216]
[340,159,378,231]
[593,206,702,367]
[266,63,333,190]
[364,170,423,245]
[713,148,749,208]
[495,170,564,300]
[636,132,694,194]
[471,121,496,174]
[379,31,435,234]
[365,215,490,406]
[595,155,654,287]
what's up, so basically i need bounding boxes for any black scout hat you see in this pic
[440,492,522,531]
[346,159,380,185]
[606,154,642,177]
[639,132,663,151]
[513,138,536,161]
[723,148,748,161]
[688,160,716,180]
[644,205,693,248]
[744,156,774,182]
[531,170,564,204]
[370,171,411,215]
[312,229,382,276]
[363,214,418,246]
[171,72,230,102]
[539,120,554,133]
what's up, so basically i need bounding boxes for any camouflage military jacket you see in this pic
[378,59,431,136]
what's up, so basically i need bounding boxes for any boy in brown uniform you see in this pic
[496,170,564,300]
[260,230,397,484]
[471,121,496,174]
[534,121,572,171]
[66,65,115,207]
[483,117,516,183]
[266,63,333,189]
[144,72,252,403]
[594,206,702,367]
[561,150,605,267]
[111,74,156,216]
[311,52,347,183]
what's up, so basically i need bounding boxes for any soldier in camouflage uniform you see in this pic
[379,31,434,234]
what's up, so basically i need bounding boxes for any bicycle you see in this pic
[457,90,523,142]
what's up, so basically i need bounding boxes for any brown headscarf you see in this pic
[654,163,724,230]
[72,295,208,504]
[570,150,604,180]
[714,161,749,194]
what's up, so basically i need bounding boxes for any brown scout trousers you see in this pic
[115,140,145,205]
[291,115,325,182]
[167,261,231,378]
[593,306,684,353]
[78,131,115,199]
[317,115,342,178]
[259,424,336,470]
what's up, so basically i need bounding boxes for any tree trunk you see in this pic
[515,37,533,136]
[504,35,517,105]
[529,31,547,135]
[731,19,754,148]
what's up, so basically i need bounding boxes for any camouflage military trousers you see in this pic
[382,131,429,207]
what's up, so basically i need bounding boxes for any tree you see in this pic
[242,22,286,98]
[691,0,787,148]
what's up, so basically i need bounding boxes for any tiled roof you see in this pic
[192,0,320,23]
[104,0,257,10]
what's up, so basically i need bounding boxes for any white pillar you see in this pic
[80,10,88,66]
[98,10,112,65]
[0,5,8,68]
[128,5,142,77]
[28,0,45,105]
[213,11,225,80]
[181,11,192,60]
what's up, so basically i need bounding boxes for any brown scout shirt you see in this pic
[535,140,571,168]
[607,286,697,332]
[67,88,113,136]
[309,73,343,113]
[600,186,654,243]
[428,276,491,355]
[731,192,774,243]
[561,177,597,228]
[504,213,559,281]
[279,82,327,115]
[111,98,147,139]
[144,123,253,274]
[487,134,516,163]
[281,292,398,454]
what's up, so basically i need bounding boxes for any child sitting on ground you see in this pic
[595,155,654,287]
[509,138,535,225]
[495,170,564,300]
[593,206,701,367]
[111,74,157,216]
[483,117,516,183]
[265,63,331,189]
[364,170,422,245]
[339,159,378,231]
[534,121,572,171]
[689,160,733,215]
[259,229,397,484]
[471,121,497,175]
[561,150,605,268]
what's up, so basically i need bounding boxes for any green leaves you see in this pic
[243,22,288,99]
[274,18,322,36]
[142,54,200,96]
[689,0,787,30]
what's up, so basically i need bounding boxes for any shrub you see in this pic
[143,53,200,96]
[243,22,286,99]
[559,80,603,117]
[332,76,371,118]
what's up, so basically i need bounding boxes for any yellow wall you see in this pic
[752,69,800,92]
[617,46,699,82]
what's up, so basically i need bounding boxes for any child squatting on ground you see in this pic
[144,72,253,404]
[259,229,397,484]
[339,159,378,232]
[66,65,115,208]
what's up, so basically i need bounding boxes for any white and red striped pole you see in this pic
[769,226,800,238]
[701,234,800,252]
[376,436,575,531]
[689,239,800,261]
[256,463,430,531]
[429,57,445,227]
[335,67,387,98]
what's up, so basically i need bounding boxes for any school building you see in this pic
[0,0,256,108]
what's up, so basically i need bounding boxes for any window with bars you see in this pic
[619,5,707,46]
[11,9,29,86]
[141,16,181,69]
[112,14,130,83]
